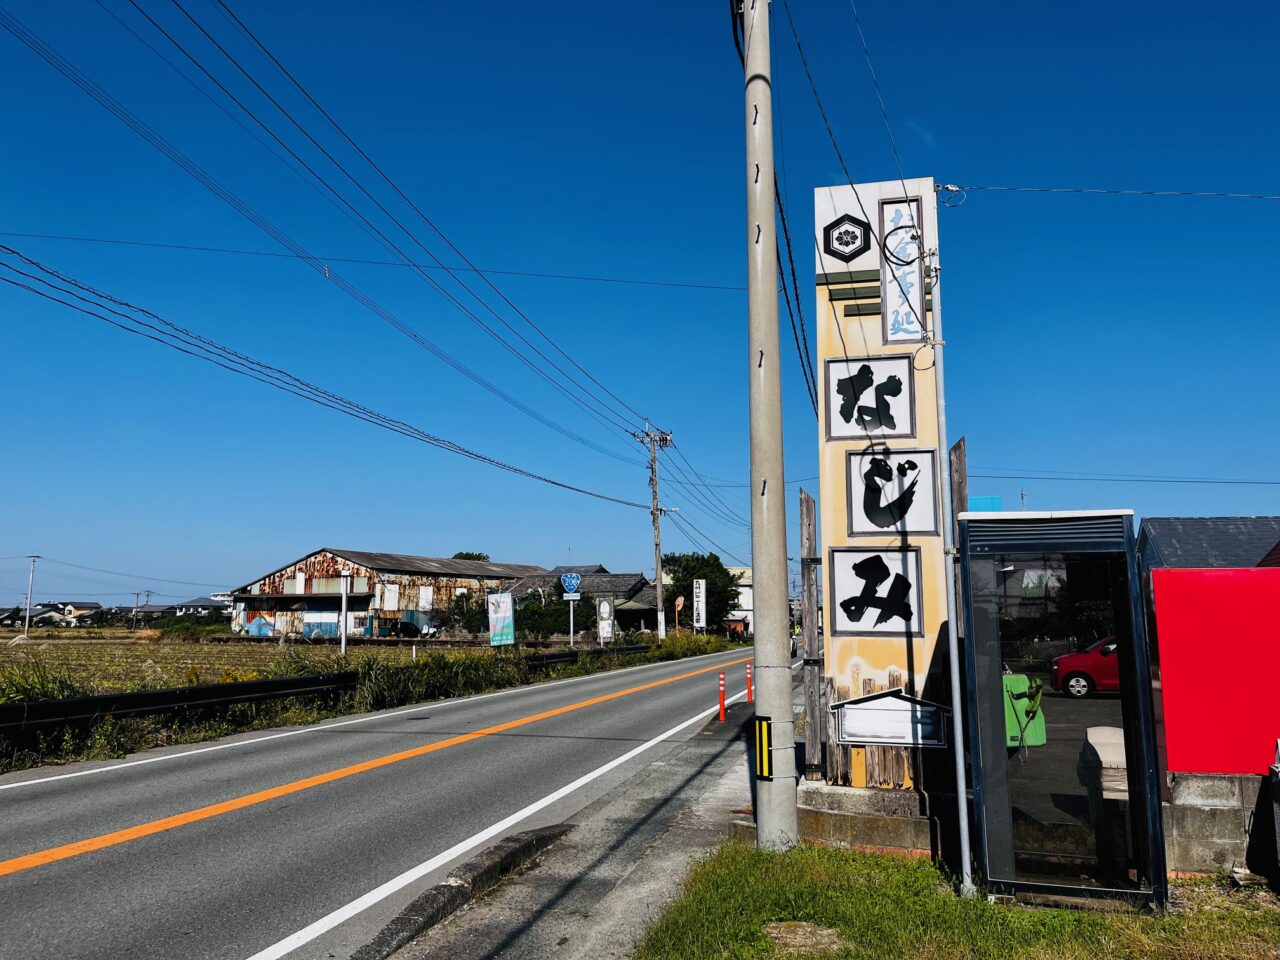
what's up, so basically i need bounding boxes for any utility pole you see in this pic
[634,423,672,641]
[132,591,141,631]
[23,555,39,637]
[339,570,350,656]
[742,0,798,851]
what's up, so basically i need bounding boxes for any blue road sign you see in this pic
[560,572,582,594]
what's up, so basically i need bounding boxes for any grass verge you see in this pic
[634,841,1280,960]
[0,632,741,773]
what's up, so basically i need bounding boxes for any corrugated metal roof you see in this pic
[326,549,546,580]
[1139,517,1280,569]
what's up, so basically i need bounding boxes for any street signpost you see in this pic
[693,578,706,631]
[561,572,581,647]
[487,592,514,647]
[596,597,614,645]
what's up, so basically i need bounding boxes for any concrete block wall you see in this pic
[1164,772,1267,875]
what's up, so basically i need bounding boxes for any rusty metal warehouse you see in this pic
[231,548,545,640]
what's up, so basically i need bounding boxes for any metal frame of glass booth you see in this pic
[958,510,1166,905]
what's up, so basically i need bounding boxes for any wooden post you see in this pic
[949,436,968,547]
[801,489,823,780]
[949,436,969,636]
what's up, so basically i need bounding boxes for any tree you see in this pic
[661,552,741,633]
[451,551,490,562]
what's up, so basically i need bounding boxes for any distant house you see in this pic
[507,565,658,631]
[231,548,545,640]
[1139,516,1280,570]
[174,596,232,618]
[54,601,103,619]
[725,566,753,635]
[134,603,177,619]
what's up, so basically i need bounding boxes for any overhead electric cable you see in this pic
[0,7,639,467]
[118,0,641,443]
[780,0,928,340]
[667,510,750,567]
[0,246,650,509]
[0,230,743,291]
[944,184,1280,202]
[39,557,231,588]
[204,0,654,431]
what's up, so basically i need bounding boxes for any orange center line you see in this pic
[0,655,751,879]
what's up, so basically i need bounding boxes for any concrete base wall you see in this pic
[1164,772,1271,876]
[790,782,939,857]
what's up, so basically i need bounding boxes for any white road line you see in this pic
[243,688,751,960]
[0,649,748,793]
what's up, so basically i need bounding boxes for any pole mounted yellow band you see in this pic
[755,715,773,781]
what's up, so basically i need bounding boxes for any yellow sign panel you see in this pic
[754,715,773,781]
[815,178,945,788]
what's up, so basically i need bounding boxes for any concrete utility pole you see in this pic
[634,423,672,641]
[742,0,798,851]
[339,570,350,656]
[23,555,39,636]
[132,591,141,631]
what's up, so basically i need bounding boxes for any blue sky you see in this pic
[3,1,1277,603]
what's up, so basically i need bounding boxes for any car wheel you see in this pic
[1063,673,1093,698]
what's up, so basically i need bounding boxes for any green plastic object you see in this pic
[1003,674,1047,748]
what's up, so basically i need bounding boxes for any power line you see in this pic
[779,0,929,342]
[942,184,1280,203]
[0,245,651,510]
[0,230,743,292]
[205,0,654,432]
[0,7,640,467]
[117,0,642,444]
[971,472,1280,487]
[665,444,752,525]
[41,557,231,588]
[666,509,749,567]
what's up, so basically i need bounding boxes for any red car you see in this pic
[1051,638,1119,698]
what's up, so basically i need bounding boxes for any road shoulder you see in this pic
[388,702,754,960]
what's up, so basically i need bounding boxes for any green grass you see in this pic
[0,632,743,773]
[634,842,1280,960]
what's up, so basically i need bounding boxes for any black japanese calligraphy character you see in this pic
[835,364,875,425]
[862,455,920,529]
[856,375,902,431]
[839,554,914,627]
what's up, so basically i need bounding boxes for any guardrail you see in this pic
[523,644,650,668]
[0,672,358,730]
[0,645,657,731]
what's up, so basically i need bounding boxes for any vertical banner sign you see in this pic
[692,578,707,629]
[815,178,946,790]
[597,597,615,644]
[487,592,515,647]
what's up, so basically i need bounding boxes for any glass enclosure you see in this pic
[961,514,1164,903]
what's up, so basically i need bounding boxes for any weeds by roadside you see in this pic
[0,632,740,773]
[634,841,1280,960]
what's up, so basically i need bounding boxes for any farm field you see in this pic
[0,640,415,693]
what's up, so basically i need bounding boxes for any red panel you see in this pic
[1154,568,1280,775]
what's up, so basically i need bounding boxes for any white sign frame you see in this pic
[846,448,940,537]
[823,356,915,442]
[829,546,924,638]
[831,689,949,747]
[692,578,706,629]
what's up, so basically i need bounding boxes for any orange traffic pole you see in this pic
[746,662,754,704]
[718,670,726,722]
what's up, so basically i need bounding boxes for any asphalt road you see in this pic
[0,648,756,960]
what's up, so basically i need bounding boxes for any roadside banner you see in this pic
[487,592,515,646]
[693,578,707,629]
